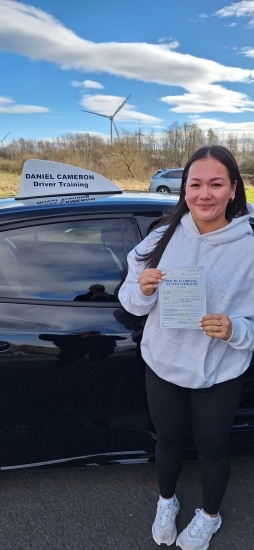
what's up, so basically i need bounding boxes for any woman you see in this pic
[118,145,254,550]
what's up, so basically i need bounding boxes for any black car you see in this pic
[0,159,253,471]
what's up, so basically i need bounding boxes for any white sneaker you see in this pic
[176,508,222,550]
[152,496,180,546]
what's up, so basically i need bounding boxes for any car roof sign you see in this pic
[15,159,122,203]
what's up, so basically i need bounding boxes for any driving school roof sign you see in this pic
[15,159,121,200]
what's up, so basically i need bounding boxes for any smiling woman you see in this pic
[185,157,237,234]
[119,145,254,550]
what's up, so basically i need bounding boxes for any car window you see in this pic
[161,170,182,179]
[160,172,172,179]
[135,214,166,238]
[153,170,163,176]
[173,170,183,178]
[0,219,126,302]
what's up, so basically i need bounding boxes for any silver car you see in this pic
[149,168,184,193]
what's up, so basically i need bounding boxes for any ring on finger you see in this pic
[217,321,221,326]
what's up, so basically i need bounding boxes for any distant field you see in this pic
[0,171,253,203]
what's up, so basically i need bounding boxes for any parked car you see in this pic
[0,159,253,471]
[149,168,184,194]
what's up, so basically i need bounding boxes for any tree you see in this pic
[207,128,219,145]
[226,133,238,157]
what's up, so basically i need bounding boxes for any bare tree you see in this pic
[2,124,254,182]
[226,133,238,157]
[207,128,219,145]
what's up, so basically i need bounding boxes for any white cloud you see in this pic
[83,80,104,89]
[0,95,50,114]
[161,84,254,113]
[70,81,82,88]
[80,94,163,125]
[216,1,254,26]
[71,81,83,88]
[190,116,254,135]
[241,46,254,57]
[1,1,254,117]
[71,79,104,89]
[199,13,209,18]
[1,0,254,86]
[157,38,179,49]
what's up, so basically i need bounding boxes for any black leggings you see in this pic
[146,366,243,514]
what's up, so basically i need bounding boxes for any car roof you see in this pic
[151,168,184,177]
[0,192,180,226]
[3,194,253,224]
[157,168,183,172]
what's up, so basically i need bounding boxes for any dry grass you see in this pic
[0,172,20,196]
[114,179,148,191]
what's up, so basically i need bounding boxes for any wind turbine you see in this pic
[0,131,11,144]
[81,94,131,145]
[135,118,145,148]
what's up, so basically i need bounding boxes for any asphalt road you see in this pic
[0,456,253,550]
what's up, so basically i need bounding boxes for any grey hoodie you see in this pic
[119,212,254,388]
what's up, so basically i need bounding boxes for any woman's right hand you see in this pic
[138,269,165,296]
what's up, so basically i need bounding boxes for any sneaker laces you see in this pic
[189,509,214,538]
[159,501,178,526]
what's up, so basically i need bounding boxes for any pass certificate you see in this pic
[159,266,206,329]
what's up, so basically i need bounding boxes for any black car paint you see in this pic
[0,194,253,470]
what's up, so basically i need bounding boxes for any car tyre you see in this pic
[157,186,170,193]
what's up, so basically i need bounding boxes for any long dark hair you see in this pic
[138,145,248,268]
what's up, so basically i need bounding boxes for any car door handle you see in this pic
[0,341,9,352]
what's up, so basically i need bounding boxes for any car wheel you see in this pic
[157,186,170,193]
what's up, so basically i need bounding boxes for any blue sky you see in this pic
[1,0,254,144]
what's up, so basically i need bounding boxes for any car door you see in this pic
[0,214,155,469]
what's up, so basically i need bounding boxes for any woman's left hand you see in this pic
[199,313,232,341]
